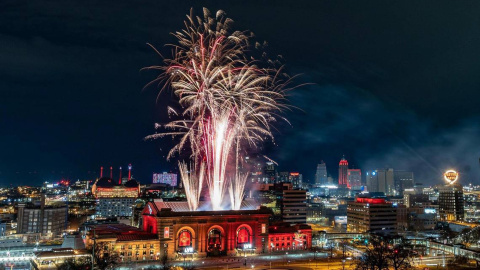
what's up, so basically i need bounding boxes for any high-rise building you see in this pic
[315,162,328,186]
[281,189,307,224]
[153,172,178,186]
[366,169,395,195]
[264,162,277,183]
[17,193,67,238]
[92,177,140,218]
[288,172,303,189]
[347,169,362,190]
[438,184,464,221]
[347,197,397,234]
[394,171,414,194]
[338,157,348,187]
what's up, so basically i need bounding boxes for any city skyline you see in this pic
[2,1,480,186]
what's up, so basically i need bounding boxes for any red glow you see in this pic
[237,227,250,244]
[355,198,387,204]
[290,172,300,176]
[178,230,191,247]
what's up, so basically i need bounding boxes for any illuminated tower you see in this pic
[100,166,104,178]
[128,164,132,180]
[110,166,113,179]
[338,157,348,187]
[119,167,122,185]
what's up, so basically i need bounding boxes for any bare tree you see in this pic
[89,242,120,270]
[355,234,414,270]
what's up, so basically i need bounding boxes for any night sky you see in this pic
[2,0,480,186]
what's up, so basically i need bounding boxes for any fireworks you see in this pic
[145,8,292,210]
[178,161,205,211]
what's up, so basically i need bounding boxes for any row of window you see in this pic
[120,244,155,249]
[119,250,155,256]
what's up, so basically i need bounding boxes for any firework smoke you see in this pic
[145,8,292,210]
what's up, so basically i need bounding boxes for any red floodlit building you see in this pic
[268,223,312,252]
[347,197,397,234]
[141,200,271,258]
[339,157,349,187]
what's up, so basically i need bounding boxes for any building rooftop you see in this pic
[87,223,158,241]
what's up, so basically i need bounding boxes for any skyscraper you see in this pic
[338,157,348,187]
[394,171,414,194]
[347,169,362,190]
[366,168,395,195]
[315,162,327,186]
[438,184,464,221]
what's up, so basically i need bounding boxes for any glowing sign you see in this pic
[164,227,170,239]
[444,170,459,184]
[290,172,300,176]
[261,224,266,234]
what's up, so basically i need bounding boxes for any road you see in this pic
[116,251,334,270]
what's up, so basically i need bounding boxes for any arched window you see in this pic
[178,230,192,247]
[208,229,222,250]
[236,227,251,248]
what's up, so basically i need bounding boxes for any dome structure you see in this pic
[95,177,116,188]
[125,179,140,188]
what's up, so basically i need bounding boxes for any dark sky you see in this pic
[1,0,480,186]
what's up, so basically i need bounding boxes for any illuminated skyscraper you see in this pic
[338,157,348,187]
[315,162,328,186]
[347,169,362,190]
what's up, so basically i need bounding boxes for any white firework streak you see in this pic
[179,161,205,211]
[229,172,248,210]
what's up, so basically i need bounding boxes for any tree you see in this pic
[89,242,120,270]
[56,257,91,270]
[388,237,414,270]
[355,234,414,270]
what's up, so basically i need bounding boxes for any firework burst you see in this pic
[145,7,293,210]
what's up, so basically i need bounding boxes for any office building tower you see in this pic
[347,169,362,190]
[289,172,303,189]
[366,168,395,195]
[281,189,307,224]
[338,157,349,187]
[17,193,67,238]
[347,197,397,234]
[394,171,414,194]
[315,162,328,186]
[438,184,464,221]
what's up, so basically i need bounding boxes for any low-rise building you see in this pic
[84,223,160,262]
[268,223,312,252]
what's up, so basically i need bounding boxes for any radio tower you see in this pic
[119,167,122,184]
[110,166,113,179]
[100,166,103,178]
[128,164,132,180]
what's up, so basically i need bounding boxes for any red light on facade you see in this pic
[290,172,300,176]
[355,197,387,204]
